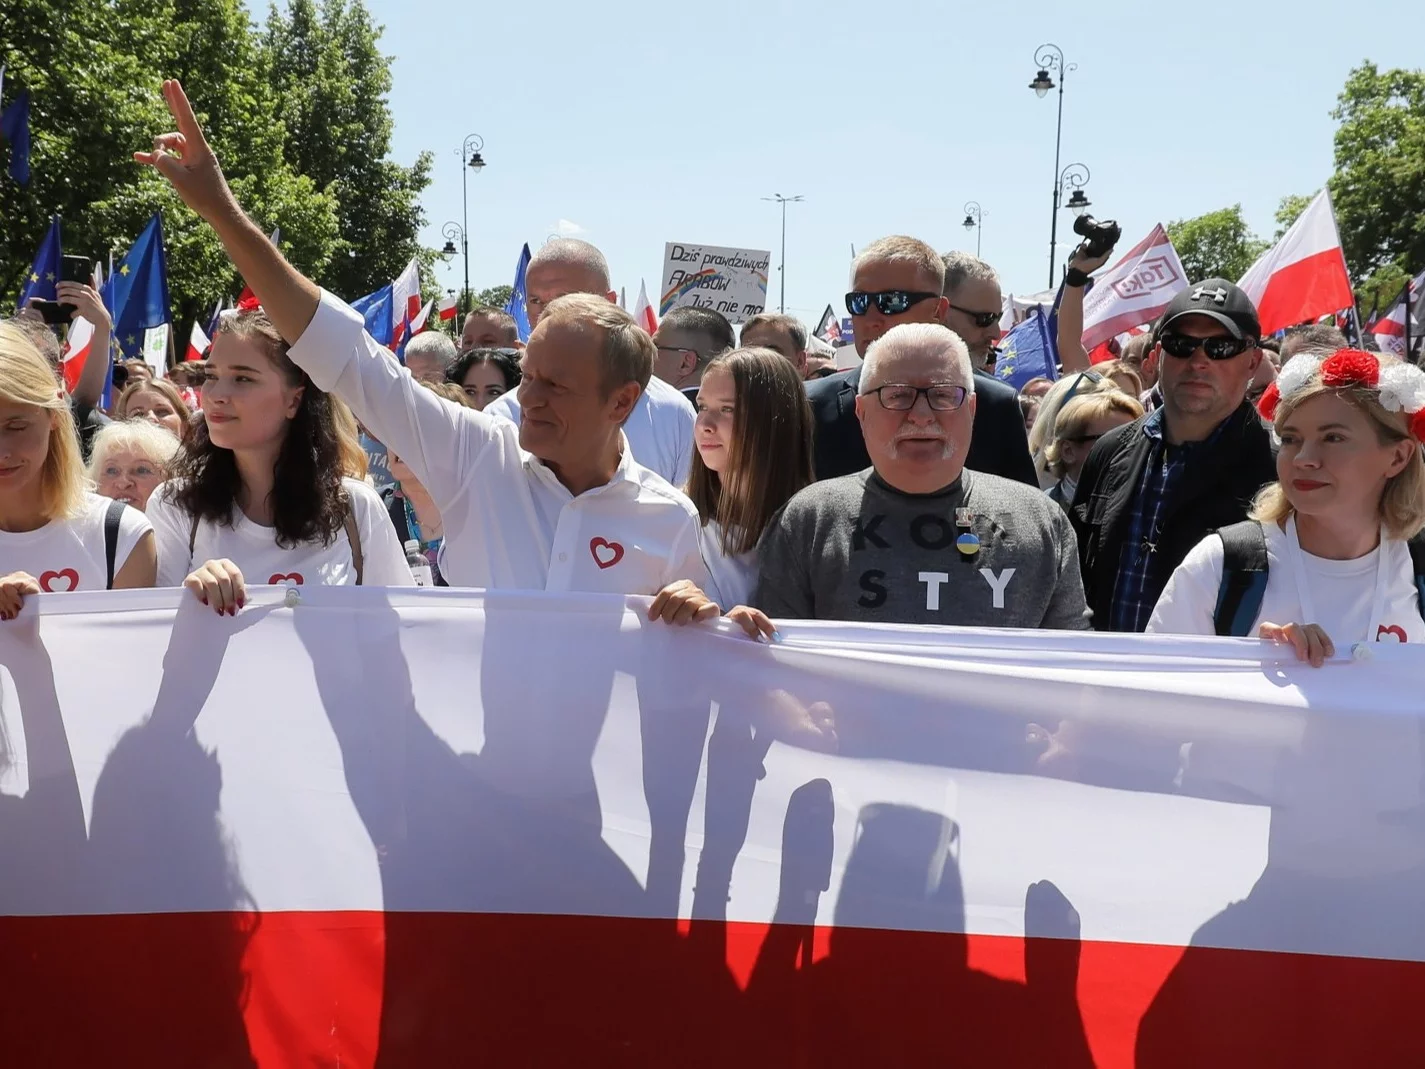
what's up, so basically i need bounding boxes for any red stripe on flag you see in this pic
[1254,247,1354,336]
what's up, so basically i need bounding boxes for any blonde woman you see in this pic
[1043,391,1145,509]
[88,419,182,512]
[114,376,191,441]
[0,322,156,617]
[1026,371,1117,488]
[1149,349,1425,663]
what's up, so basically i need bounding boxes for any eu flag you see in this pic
[0,88,30,186]
[352,284,394,347]
[105,214,171,361]
[993,308,1058,392]
[504,243,531,342]
[17,215,60,310]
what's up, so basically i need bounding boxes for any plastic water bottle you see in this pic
[405,539,433,587]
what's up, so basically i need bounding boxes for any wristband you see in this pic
[1065,267,1091,288]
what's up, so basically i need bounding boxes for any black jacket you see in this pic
[1068,401,1277,630]
[805,366,1038,485]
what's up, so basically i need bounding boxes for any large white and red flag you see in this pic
[1080,224,1188,350]
[4,588,1425,1067]
[388,258,423,351]
[1238,188,1355,335]
[1373,270,1424,355]
[633,278,657,334]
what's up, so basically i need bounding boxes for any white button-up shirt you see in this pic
[288,292,711,595]
[485,369,696,487]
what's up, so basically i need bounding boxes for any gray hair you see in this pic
[941,251,1000,298]
[860,324,974,394]
[530,238,612,291]
[404,330,458,370]
[86,418,182,481]
[853,236,945,292]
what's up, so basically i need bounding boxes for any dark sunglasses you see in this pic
[1159,332,1253,361]
[1062,370,1104,403]
[845,290,940,317]
[948,303,1001,329]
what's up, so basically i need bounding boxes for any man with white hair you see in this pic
[753,323,1089,627]
[485,237,696,485]
[403,330,458,383]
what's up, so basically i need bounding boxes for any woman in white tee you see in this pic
[0,321,156,618]
[1149,348,1425,662]
[146,307,410,613]
[686,347,814,607]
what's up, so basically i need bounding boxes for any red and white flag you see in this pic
[1080,224,1188,351]
[437,293,458,323]
[389,258,423,350]
[1373,270,1425,355]
[633,278,657,334]
[1238,188,1354,335]
[59,261,102,393]
[185,320,212,363]
[408,299,435,337]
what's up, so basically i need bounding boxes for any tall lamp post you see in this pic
[762,193,804,314]
[961,202,985,258]
[1060,164,1092,219]
[1029,44,1076,289]
[440,222,466,321]
[456,134,486,313]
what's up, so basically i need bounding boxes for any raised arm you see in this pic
[1055,244,1113,375]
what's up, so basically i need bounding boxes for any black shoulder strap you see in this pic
[103,498,126,590]
[1408,534,1425,618]
[1212,520,1270,638]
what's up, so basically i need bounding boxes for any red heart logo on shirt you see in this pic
[268,573,304,586]
[1377,624,1408,643]
[39,568,79,593]
[590,538,624,570]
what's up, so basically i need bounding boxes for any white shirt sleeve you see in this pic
[146,483,194,588]
[344,479,414,587]
[1146,534,1225,637]
[113,502,154,576]
[286,291,503,512]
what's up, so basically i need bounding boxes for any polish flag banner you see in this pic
[59,315,95,393]
[437,293,458,322]
[388,259,423,351]
[4,588,1425,1067]
[185,319,212,362]
[634,278,657,333]
[1080,224,1188,350]
[407,299,434,337]
[1238,188,1355,335]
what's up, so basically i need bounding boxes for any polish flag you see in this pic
[1237,188,1354,335]
[437,293,458,322]
[633,279,657,334]
[408,298,435,337]
[1080,224,1188,350]
[389,258,423,350]
[185,320,212,363]
[59,315,95,393]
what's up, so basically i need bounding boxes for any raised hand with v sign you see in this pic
[133,79,239,225]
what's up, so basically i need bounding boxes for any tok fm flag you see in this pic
[994,307,1058,391]
[437,293,458,323]
[104,213,172,362]
[633,280,657,334]
[504,243,532,343]
[0,65,31,186]
[1079,224,1188,351]
[17,215,60,310]
[1238,188,1354,335]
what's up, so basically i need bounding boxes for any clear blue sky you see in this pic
[361,0,1417,324]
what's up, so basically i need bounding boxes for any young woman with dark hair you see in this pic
[447,347,521,411]
[146,308,411,612]
[686,346,814,606]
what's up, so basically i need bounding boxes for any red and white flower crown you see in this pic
[1256,348,1425,441]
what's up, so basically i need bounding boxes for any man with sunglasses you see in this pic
[941,251,1006,373]
[1069,279,1277,632]
[752,323,1088,628]
[805,236,1036,486]
[650,306,735,401]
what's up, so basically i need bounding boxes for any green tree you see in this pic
[473,285,513,309]
[1274,192,1315,239]
[1166,205,1269,283]
[263,0,433,301]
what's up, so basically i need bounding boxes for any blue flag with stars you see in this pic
[352,283,395,348]
[504,243,532,342]
[0,87,31,186]
[17,215,60,310]
[993,308,1058,392]
[104,214,171,361]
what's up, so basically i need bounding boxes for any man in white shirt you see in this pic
[136,80,715,614]
[485,239,696,485]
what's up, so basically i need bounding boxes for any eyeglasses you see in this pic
[1062,370,1104,403]
[656,345,702,360]
[947,304,1001,329]
[865,383,969,412]
[1159,332,1254,361]
[845,290,940,317]
[1065,432,1105,445]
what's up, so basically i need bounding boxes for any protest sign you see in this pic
[660,242,770,324]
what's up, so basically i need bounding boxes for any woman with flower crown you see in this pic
[1148,348,1425,664]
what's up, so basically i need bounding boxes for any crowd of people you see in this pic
[2,76,1423,668]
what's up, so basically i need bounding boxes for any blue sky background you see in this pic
[360,0,1417,324]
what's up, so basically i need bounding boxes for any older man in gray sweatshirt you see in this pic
[754,323,1090,629]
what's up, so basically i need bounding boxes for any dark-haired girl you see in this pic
[447,347,521,411]
[147,309,410,612]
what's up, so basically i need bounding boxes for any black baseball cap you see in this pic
[1155,279,1261,342]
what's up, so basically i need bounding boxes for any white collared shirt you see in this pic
[287,292,711,594]
[485,370,696,487]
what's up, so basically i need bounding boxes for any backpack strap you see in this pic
[1408,534,1425,619]
[1213,520,1270,637]
[343,508,364,587]
[103,498,126,590]
[188,514,200,565]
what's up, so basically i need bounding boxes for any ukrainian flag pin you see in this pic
[956,532,981,556]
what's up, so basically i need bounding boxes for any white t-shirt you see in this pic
[698,520,757,608]
[147,477,413,589]
[484,371,696,487]
[1148,521,1425,645]
[285,292,712,596]
[0,493,151,591]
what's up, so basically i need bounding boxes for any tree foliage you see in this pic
[1165,205,1268,283]
[1274,193,1314,239]
[473,285,513,310]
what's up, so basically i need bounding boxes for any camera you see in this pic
[1072,215,1122,260]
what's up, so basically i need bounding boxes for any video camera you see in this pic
[1072,215,1122,260]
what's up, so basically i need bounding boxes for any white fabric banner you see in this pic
[2,587,1424,1067]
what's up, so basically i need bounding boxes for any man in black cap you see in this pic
[1069,279,1277,632]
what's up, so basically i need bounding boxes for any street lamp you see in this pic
[456,134,485,313]
[762,193,804,314]
[1060,164,1092,224]
[962,201,984,258]
[442,221,466,313]
[1029,43,1077,288]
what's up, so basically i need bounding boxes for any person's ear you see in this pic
[681,350,698,380]
[934,296,950,321]
[854,394,867,426]
[285,384,305,419]
[1386,437,1414,479]
[608,381,640,424]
